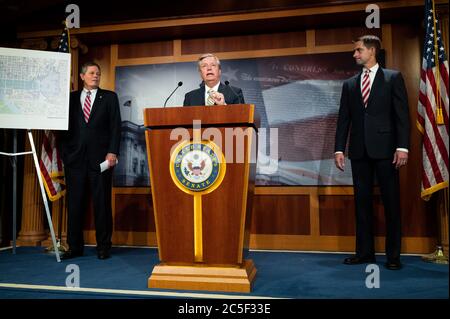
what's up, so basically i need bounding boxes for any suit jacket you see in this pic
[335,67,410,160]
[183,82,245,106]
[60,88,122,170]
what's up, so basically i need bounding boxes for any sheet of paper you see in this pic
[100,159,118,173]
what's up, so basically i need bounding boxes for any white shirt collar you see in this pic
[205,82,220,92]
[83,87,98,94]
[80,87,98,107]
[363,63,379,74]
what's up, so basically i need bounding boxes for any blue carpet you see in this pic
[0,247,448,299]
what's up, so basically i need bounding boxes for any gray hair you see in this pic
[80,61,101,74]
[197,53,221,70]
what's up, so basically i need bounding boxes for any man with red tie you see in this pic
[60,62,121,260]
[334,35,410,270]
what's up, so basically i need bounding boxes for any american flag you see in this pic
[417,0,449,200]
[57,23,70,53]
[39,23,70,201]
[39,130,66,201]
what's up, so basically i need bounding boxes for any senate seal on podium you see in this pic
[170,140,226,195]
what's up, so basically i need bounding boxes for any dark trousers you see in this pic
[350,152,401,262]
[65,164,113,252]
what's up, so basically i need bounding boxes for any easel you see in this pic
[0,129,61,262]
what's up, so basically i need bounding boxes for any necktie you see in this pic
[361,70,371,107]
[206,89,215,106]
[83,91,92,123]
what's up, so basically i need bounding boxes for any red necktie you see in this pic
[361,70,371,107]
[83,91,92,123]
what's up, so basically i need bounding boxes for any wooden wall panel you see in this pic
[319,195,354,236]
[251,195,310,235]
[118,41,173,59]
[315,27,382,46]
[319,194,437,237]
[84,192,156,233]
[181,31,306,55]
[84,194,95,230]
[114,194,155,232]
[319,195,385,236]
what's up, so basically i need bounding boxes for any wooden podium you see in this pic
[143,104,259,293]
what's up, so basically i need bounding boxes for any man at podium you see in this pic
[183,53,245,106]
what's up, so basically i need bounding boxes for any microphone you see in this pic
[224,81,243,104]
[163,81,183,107]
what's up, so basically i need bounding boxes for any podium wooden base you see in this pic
[148,259,257,293]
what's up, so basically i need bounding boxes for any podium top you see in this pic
[143,104,259,129]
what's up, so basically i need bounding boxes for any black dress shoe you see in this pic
[60,250,83,260]
[97,249,111,260]
[343,256,376,265]
[384,260,402,270]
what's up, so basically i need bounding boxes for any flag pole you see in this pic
[431,0,444,125]
[45,196,68,255]
[422,188,449,264]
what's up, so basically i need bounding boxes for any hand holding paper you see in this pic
[100,158,118,172]
[100,153,118,172]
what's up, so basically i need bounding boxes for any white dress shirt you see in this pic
[80,88,98,111]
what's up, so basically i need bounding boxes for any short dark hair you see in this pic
[80,61,101,74]
[355,35,381,56]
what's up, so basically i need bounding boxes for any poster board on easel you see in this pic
[0,47,71,262]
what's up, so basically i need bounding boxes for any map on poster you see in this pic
[0,47,71,130]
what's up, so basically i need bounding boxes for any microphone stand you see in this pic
[224,81,243,104]
[164,81,183,107]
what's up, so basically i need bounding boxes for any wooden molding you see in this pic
[115,45,354,66]
[249,234,437,254]
[83,230,436,254]
[148,259,256,293]
[20,38,48,50]
[306,30,315,48]
[18,0,443,39]
[382,24,393,68]
[173,39,181,57]
[111,186,360,196]
[108,44,118,91]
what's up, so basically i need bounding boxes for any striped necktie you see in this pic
[361,70,371,107]
[206,89,215,106]
[83,91,92,123]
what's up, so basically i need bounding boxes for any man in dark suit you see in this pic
[183,53,245,106]
[60,62,121,260]
[334,35,410,270]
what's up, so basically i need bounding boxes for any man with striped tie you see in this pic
[334,35,410,270]
[60,62,121,260]
[183,53,245,106]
